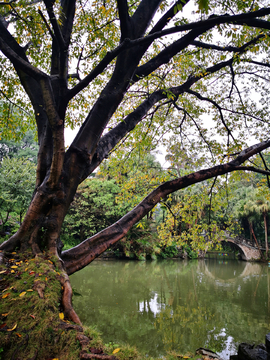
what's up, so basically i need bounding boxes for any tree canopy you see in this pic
[1,0,270,325]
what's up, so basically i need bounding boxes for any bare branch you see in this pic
[191,32,268,53]
[186,89,236,142]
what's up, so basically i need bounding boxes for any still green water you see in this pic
[70,259,270,359]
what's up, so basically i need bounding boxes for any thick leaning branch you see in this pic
[62,139,270,275]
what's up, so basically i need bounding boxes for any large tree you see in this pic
[1,0,270,326]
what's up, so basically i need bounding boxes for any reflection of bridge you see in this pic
[203,261,263,282]
[220,236,263,261]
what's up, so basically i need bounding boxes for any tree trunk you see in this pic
[249,220,265,260]
[264,212,269,257]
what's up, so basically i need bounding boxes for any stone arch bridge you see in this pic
[220,236,263,261]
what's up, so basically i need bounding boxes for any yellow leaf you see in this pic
[0,270,6,274]
[19,292,26,297]
[7,323,17,331]
[2,313,9,316]
[59,313,64,320]
[112,348,120,354]
[2,293,10,299]
[11,270,15,273]
[11,252,16,254]
[11,266,18,269]
[27,289,33,292]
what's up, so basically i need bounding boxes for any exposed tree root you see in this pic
[80,354,117,360]
[0,250,4,265]
[60,271,82,325]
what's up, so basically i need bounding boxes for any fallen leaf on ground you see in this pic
[112,348,121,354]
[0,270,6,274]
[27,289,33,292]
[0,323,7,329]
[7,323,17,331]
[2,293,10,299]
[59,313,64,320]
[1,313,8,317]
[16,333,22,337]
[10,266,18,269]
[19,292,26,297]
[30,315,35,319]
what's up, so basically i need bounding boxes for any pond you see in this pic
[70,259,270,359]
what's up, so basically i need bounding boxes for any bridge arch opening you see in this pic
[219,240,245,260]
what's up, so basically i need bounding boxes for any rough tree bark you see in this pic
[1,0,270,328]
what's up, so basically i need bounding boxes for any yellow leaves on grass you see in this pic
[19,292,26,297]
[112,348,120,354]
[2,292,10,299]
[59,313,64,320]
[7,323,17,331]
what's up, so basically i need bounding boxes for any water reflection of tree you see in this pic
[70,260,270,357]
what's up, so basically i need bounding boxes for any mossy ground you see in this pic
[0,251,207,360]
